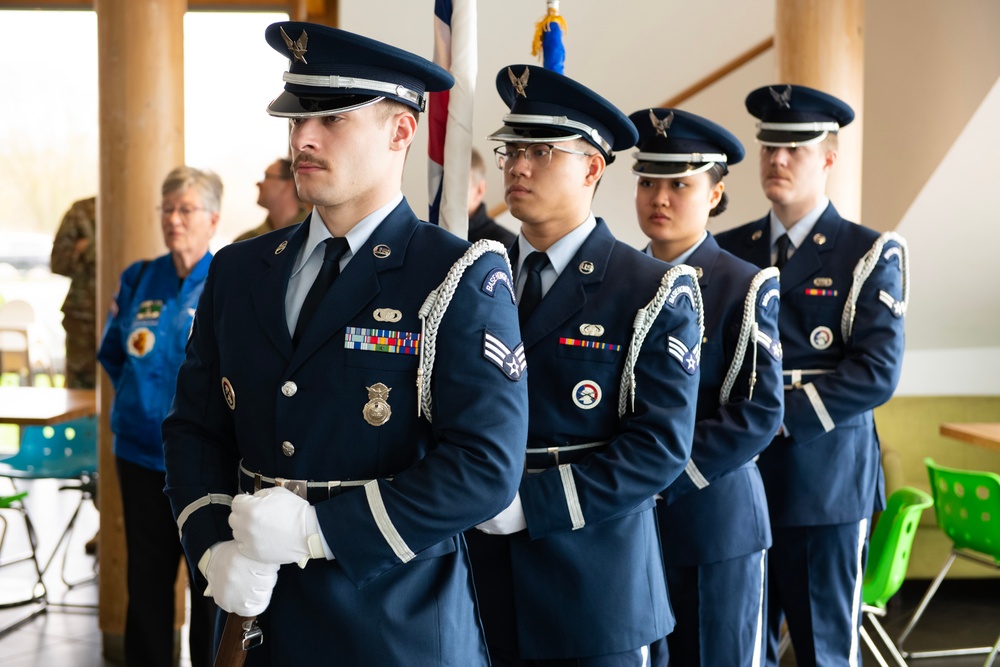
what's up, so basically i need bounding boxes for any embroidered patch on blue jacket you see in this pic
[756,329,783,360]
[483,330,526,381]
[668,336,700,374]
[666,284,695,310]
[879,290,906,318]
[759,287,779,310]
[481,269,516,304]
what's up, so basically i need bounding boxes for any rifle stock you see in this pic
[213,613,261,667]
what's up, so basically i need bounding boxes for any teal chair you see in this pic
[0,414,98,636]
[860,486,933,667]
[897,459,1000,666]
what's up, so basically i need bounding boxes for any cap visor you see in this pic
[267,91,383,118]
[487,124,582,144]
[757,129,827,147]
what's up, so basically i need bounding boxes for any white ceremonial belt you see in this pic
[783,368,833,389]
[239,462,375,501]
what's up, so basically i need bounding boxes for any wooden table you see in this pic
[939,422,1000,453]
[0,387,97,426]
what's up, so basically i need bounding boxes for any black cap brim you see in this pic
[267,91,383,118]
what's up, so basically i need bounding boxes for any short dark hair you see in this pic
[471,147,487,182]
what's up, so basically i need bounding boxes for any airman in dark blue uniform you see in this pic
[465,65,703,667]
[629,108,785,667]
[715,84,908,667]
[162,23,529,666]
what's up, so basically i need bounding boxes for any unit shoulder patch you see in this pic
[758,287,780,310]
[481,268,516,304]
[665,283,695,310]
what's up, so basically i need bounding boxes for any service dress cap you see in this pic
[629,107,744,178]
[487,64,638,163]
[265,21,454,118]
[745,84,854,147]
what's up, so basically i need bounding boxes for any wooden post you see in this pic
[775,0,864,222]
[95,0,186,660]
[305,0,338,27]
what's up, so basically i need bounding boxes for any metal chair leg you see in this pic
[864,606,909,667]
[862,625,892,667]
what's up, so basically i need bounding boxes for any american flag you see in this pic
[428,0,476,238]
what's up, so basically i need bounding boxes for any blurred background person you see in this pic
[98,166,221,667]
[51,196,97,390]
[467,147,516,246]
[234,157,309,242]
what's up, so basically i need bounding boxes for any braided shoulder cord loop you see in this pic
[719,266,780,405]
[841,232,909,342]
[417,240,512,422]
[618,265,704,418]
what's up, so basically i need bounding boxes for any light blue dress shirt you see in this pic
[514,213,597,301]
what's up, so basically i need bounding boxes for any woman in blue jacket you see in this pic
[98,166,221,667]
[629,109,785,667]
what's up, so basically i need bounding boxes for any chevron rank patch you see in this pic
[756,329,783,360]
[483,330,526,381]
[668,336,700,375]
[481,269,515,304]
[666,284,695,310]
[759,287,779,310]
[879,290,906,318]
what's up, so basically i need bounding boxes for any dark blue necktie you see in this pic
[518,251,550,326]
[775,233,791,270]
[293,237,349,346]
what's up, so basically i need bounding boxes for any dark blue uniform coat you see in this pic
[162,200,529,666]
[715,203,905,526]
[468,220,701,661]
[658,233,783,566]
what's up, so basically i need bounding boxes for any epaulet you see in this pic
[417,239,511,421]
[618,265,704,416]
[720,266,780,405]
[841,232,908,340]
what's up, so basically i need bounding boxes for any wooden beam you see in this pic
[659,37,774,108]
[0,0,293,10]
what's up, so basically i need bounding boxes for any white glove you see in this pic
[199,540,279,615]
[229,486,328,568]
[476,492,527,535]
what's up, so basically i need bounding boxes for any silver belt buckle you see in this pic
[274,477,308,500]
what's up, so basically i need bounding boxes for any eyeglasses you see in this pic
[157,205,206,220]
[493,144,594,170]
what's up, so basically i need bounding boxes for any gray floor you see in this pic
[1,478,998,666]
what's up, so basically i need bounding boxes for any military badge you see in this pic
[756,329,783,361]
[372,244,391,258]
[483,330,526,381]
[751,230,763,241]
[508,66,530,97]
[275,240,288,255]
[363,383,392,426]
[373,308,402,323]
[813,233,827,246]
[559,337,620,352]
[221,377,236,411]
[770,85,793,109]
[126,327,155,357]
[571,380,602,410]
[135,300,163,321]
[814,277,833,287]
[666,284,695,310]
[810,326,834,350]
[280,26,309,64]
[804,288,838,297]
[879,290,906,318]
[481,269,516,304]
[649,109,674,138]
[578,261,595,275]
[579,323,605,337]
[759,287,780,310]
[668,336,700,375]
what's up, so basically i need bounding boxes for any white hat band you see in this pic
[633,151,728,164]
[502,113,612,153]
[282,71,424,108]
[758,121,841,132]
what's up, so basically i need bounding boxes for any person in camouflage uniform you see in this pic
[51,196,97,389]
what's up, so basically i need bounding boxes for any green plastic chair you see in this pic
[897,458,1000,666]
[860,486,933,667]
